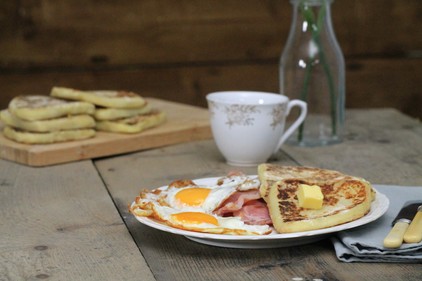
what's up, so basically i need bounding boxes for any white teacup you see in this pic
[206,91,307,166]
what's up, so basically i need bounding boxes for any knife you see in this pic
[404,205,422,244]
[383,202,421,248]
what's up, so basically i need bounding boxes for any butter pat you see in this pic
[297,184,324,209]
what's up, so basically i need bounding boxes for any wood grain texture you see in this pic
[0,160,155,281]
[0,58,421,119]
[0,0,420,66]
[0,0,421,120]
[95,109,422,281]
[284,109,422,186]
[0,98,212,166]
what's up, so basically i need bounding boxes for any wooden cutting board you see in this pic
[0,98,212,167]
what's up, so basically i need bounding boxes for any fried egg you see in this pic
[165,184,238,212]
[151,204,271,235]
[143,174,260,213]
[131,174,271,235]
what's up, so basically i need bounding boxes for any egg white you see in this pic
[165,185,237,213]
[217,175,260,191]
[164,175,260,211]
[152,204,271,235]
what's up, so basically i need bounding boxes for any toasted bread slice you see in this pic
[94,103,152,121]
[51,87,146,109]
[259,164,350,200]
[0,110,95,133]
[96,110,166,133]
[3,126,95,144]
[258,164,373,233]
[259,164,376,202]
[8,95,95,121]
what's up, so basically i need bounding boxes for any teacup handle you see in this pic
[274,99,307,153]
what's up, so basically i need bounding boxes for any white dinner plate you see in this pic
[131,176,389,249]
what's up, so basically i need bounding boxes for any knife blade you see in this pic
[404,205,422,244]
[383,202,421,248]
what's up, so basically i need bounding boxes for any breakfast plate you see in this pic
[132,177,390,249]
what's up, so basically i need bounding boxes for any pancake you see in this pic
[258,164,373,233]
[3,126,95,144]
[0,109,95,133]
[8,95,95,121]
[96,110,166,133]
[259,164,350,200]
[94,103,152,121]
[51,87,147,109]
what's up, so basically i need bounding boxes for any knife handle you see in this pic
[383,219,410,248]
[404,208,422,243]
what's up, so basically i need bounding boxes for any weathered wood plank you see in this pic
[95,109,422,281]
[0,0,290,66]
[283,109,422,185]
[346,59,422,119]
[0,0,421,121]
[1,58,421,120]
[0,0,420,67]
[0,160,155,281]
[332,0,422,56]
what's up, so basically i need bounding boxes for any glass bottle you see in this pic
[280,0,345,146]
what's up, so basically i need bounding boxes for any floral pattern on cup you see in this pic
[223,104,261,127]
[209,101,286,130]
[270,104,287,129]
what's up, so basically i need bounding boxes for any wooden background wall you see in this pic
[0,0,421,119]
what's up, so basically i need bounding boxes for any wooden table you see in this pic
[1,108,422,281]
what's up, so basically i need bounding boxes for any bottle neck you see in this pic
[290,0,334,34]
[290,0,333,5]
[282,0,342,62]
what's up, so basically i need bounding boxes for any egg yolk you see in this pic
[175,188,211,207]
[171,212,218,226]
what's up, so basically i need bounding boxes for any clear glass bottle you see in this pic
[280,0,345,146]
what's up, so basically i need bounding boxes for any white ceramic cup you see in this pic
[206,91,307,166]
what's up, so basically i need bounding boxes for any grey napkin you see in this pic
[332,184,422,263]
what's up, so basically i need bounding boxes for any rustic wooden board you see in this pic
[0,98,212,166]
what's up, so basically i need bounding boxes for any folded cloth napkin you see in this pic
[332,184,422,263]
